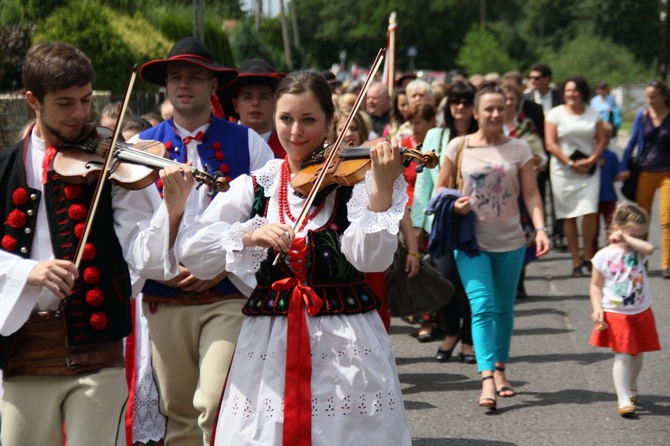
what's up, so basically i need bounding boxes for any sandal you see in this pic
[571,266,584,278]
[479,375,497,411]
[494,366,516,397]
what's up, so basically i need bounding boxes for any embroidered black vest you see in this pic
[0,139,132,353]
[242,181,380,316]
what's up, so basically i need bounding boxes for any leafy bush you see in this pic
[32,0,174,93]
[542,32,654,88]
[147,5,234,68]
[0,24,34,92]
[456,25,518,76]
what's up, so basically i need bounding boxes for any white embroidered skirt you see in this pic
[213,310,412,445]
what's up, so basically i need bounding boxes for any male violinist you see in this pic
[219,57,286,158]
[132,37,274,446]
[0,42,190,445]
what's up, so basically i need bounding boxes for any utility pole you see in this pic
[290,0,301,49]
[279,0,293,69]
[193,0,204,42]
[255,0,263,34]
[480,0,486,26]
[663,1,670,80]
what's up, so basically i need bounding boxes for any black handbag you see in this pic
[569,149,597,175]
[385,245,455,317]
[621,141,651,202]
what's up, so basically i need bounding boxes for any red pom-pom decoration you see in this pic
[74,222,86,239]
[82,243,96,261]
[90,312,108,330]
[12,188,29,206]
[83,266,100,284]
[225,176,232,184]
[63,185,83,201]
[156,179,164,189]
[68,204,87,221]
[1,235,17,252]
[164,141,173,150]
[212,141,221,150]
[85,288,104,307]
[214,151,224,161]
[6,209,27,228]
[219,164,229,173]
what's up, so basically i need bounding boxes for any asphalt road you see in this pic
[391,132,669,446]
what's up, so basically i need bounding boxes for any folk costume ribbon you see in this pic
[271,276,324,446]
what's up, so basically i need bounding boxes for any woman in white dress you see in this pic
[545,76,607,277]
[174,71,412,445]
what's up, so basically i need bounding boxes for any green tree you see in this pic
[576,0,663,67]
[228,19,289,70]
[456,25,517,76]
[33,0,171,93]
[145,4,235,68]
[0,24,34,91]
[543,32,653,87]
[0,0,68,25]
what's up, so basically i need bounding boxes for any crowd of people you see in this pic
[0,36,666,446]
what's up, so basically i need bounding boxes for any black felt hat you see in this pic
[219,58,285,119]
[139,37,238,88]
[321,70,342,89]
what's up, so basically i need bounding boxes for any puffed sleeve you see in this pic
[176,175,268,282]
[0,251,39,335]
[115,184,179,288]
[341,171,408,272]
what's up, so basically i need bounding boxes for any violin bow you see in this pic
[273,49,385,265]
[71,65,138,269]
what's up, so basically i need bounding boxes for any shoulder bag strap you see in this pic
[636,111,653,161]
[448,136,466,191]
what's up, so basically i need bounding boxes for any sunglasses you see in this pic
[450,98,473,105]
[529,75,544,81]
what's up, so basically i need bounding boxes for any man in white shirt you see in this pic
[0,41,185,446]
[524,63,565,251]
[135,37,274,446]
[524,63,562,115]
[220,58,286,158]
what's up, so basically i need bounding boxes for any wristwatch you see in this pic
[535,226,548,233]
[567,160,575,167]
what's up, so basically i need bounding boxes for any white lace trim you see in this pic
[254,159,283,197]
[223,216,269,275]
[347,171,407,235]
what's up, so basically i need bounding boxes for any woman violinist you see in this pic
[174,71,412,445]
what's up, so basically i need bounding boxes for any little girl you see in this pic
[589,202,661,418]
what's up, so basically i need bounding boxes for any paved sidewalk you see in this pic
[392,133,669,445]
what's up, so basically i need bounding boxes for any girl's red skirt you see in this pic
[589,308,661,355]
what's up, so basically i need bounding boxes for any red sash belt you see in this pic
[271,277,324,446]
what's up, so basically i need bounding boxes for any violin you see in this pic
[53,125,230,193]
[290,138,439,196]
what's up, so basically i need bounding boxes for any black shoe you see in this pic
[436,347,455,362]
[571,265,584,278]
[552,236,567,251]
[516,284,527,299]
[459,352,477,364]
[581,259,592,275]
[417,332,434,343]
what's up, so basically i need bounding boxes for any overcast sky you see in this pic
[240,0,282,17]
